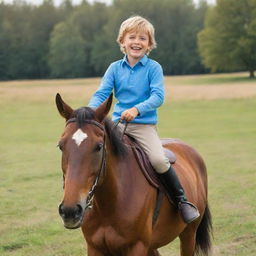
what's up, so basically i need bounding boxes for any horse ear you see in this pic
[55,93,74,120]
[94,93,113,122]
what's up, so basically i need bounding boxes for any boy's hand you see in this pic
[121,107,139,122]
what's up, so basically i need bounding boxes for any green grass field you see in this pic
[0,73,255,255]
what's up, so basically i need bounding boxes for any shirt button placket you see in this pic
[129,69,134,86]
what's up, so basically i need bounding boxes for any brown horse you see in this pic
[56,93,212,256]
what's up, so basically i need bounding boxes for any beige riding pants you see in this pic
[119,123,170,174]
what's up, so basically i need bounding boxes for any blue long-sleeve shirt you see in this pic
[88,55,164,124]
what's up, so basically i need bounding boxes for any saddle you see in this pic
[124,134,176,205]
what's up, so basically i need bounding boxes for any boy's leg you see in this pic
[119,123,200,224]
[158,166,200,224]
[121,123,170,173]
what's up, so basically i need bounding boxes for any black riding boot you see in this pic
[159,165,200,224]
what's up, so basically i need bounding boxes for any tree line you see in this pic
[0,0,255,80]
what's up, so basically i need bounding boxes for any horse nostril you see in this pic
[75,204,83,218]
[58,203,83,220]
[58,203,65,217]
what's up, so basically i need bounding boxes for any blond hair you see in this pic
[116,16,157,55]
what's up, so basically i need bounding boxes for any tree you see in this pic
[150,0,206,75]
[0,0,209,79]
[28,0,65,78]
[90,5,123,75]
[70,2,110,76]
[92,0,208,76]
[48,1,110,77]
[0,1,66,80]
[0,3,35,79]
[0,3,11,79]
[48,21,86,78]
[198,0,256,78]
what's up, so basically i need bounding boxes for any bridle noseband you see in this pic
[65,117,106,210]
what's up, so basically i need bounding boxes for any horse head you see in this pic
[55,93,112,229]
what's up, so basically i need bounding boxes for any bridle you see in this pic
[63,118,128,210]
[65,117,106,210]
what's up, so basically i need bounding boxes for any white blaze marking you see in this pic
[72,129,88,146]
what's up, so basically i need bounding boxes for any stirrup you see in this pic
[178,201,200,224]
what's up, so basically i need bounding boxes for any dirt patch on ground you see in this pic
[1,76,256,103]
[166,84,256,101]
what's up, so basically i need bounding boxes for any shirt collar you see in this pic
[122,55,129,66]
[139,55,148,66]
[122,55,148,67]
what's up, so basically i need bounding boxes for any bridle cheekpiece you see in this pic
[65,117,106,210]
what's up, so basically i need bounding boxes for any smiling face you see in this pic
[116,16,157,62]
[121,30,150,66]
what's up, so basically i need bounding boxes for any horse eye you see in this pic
[95,143,103,152]
[57,142,64,151]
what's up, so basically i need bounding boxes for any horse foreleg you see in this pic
[87,245,105,256]
[126,241,149,256]
[179,228,196,256]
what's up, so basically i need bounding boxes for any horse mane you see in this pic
[104,118,128,157]
[73,107,127,157]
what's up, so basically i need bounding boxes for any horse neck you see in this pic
[94,142,141,214]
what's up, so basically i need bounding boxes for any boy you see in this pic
[88,16,199,223]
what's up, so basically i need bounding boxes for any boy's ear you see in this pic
[94,93,113,122]
[55,93,74,120]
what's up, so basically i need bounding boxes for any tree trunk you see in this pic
[249,70,255,78]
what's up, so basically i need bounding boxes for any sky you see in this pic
[2,0,216,6]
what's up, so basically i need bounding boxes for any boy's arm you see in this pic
[88,64,115,109]
[134,64,164,115]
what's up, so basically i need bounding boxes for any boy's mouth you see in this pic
[131,46,142,50]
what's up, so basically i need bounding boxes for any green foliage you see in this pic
[48,2,112,77]
[0,0,208,79]
[48,21,86,78]
[0,1,67,79]
[27,1,65,78]
[90,5,123,75]
[0,3,34,79]
[93,0,208,75]
[3,0,256,79]
[198,0,256,77]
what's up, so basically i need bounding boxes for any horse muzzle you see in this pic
[58,202,84,229]
[58,193,94,229]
